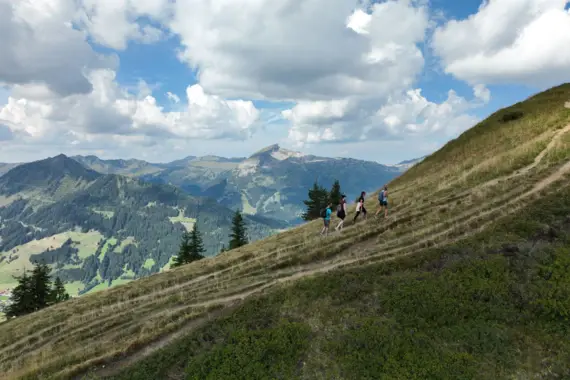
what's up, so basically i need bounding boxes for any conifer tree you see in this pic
[329,180,342,210]
[172,231,191,268]
[188,224,206,262]
[51,277,70,303]
[30,262,52,311]
[302,181,330,221]
[5,270,34,318]
[229,210,248,249]
[172,224,206,267]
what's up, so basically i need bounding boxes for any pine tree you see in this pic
[5,270,34,318]
[302,181,330,221]
[51,277,70,303]
[172,224,206,267]
[188,224,206,262]
[172,231,191,268]
[229,210,248,249]
[30,262,52,311]
[329,180,342,210]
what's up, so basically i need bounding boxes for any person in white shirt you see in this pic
[353,191,367,222]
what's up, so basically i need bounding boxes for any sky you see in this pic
[1,0,570,165]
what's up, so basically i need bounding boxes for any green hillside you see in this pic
[0,156,278,296]
[1,83,570,379]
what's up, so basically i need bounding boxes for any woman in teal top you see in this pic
[320,202,333,236]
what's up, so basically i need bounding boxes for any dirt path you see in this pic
[73,117,570,379]
[479,123,570,189]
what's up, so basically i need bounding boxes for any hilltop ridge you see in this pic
[1,83,570,379]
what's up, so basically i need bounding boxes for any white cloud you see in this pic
[432,0,570,87]
[0,0,496,162]
[76,0,169,50]
[169,0,428,101]
[166,92,180,104]
[0,70,261,148]
[284,85,485,146]
[0,0,116,96]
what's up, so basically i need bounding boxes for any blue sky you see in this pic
[1,0,569,164]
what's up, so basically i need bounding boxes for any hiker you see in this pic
[335,194,347,231]
[353,191,367,222]
[320,202,333,236]
[375,185,389,218]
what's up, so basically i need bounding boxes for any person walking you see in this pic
[320,202,333,236]
[375,185,389,218]
[335,194,347,231]
[353,191,367,222]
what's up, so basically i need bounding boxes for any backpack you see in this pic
[336,204,342,213]
[320,208,327,218]
[378,190,385,201]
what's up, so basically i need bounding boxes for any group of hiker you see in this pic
[320,186,389,236]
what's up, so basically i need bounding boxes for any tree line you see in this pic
[302,179,343,221]
[3,262,70,318]
[172,209,249,267]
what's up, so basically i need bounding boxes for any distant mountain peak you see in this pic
[0,153,101,195]
[250,144,305,161]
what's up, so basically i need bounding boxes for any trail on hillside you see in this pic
[468,123,570,191]
[69,119,570,380]
[79,153,570,380]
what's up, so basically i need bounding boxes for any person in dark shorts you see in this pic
[320,202,333,236]
[335,194,347,231]
[375,185,388,218]
[353,191,367,222]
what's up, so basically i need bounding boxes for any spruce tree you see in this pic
[51,277,70,303]
[5,270,34,318]
[172,231,191,268]
[302,181,330,221]
[229,210,248,249]
[188,224,206,262]
[30,262,52,311]
[172,224,206,267]
[329,180,342,210]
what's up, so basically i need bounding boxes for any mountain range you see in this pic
[72,144,411,224]
[0,146,417,296]
[0,154,278,296]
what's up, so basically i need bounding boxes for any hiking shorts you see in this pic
[379,200,388,207]
[323,219,330,227]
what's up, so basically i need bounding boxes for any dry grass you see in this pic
[1,84,570,380]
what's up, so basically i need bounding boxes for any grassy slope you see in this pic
[1,84,570,380]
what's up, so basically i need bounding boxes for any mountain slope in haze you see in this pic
[0,163,20,177]
[0,155,279,296]
[76,145,403,224]
[70,155,168,177]
[3,83,570,379]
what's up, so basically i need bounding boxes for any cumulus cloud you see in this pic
[77,0,169,50]
[0,0,502,162]
[432,0,570,87]
[169,0,428,101]
[0,0,116,96]
[284,84,486,146]
[0,70,261,147]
